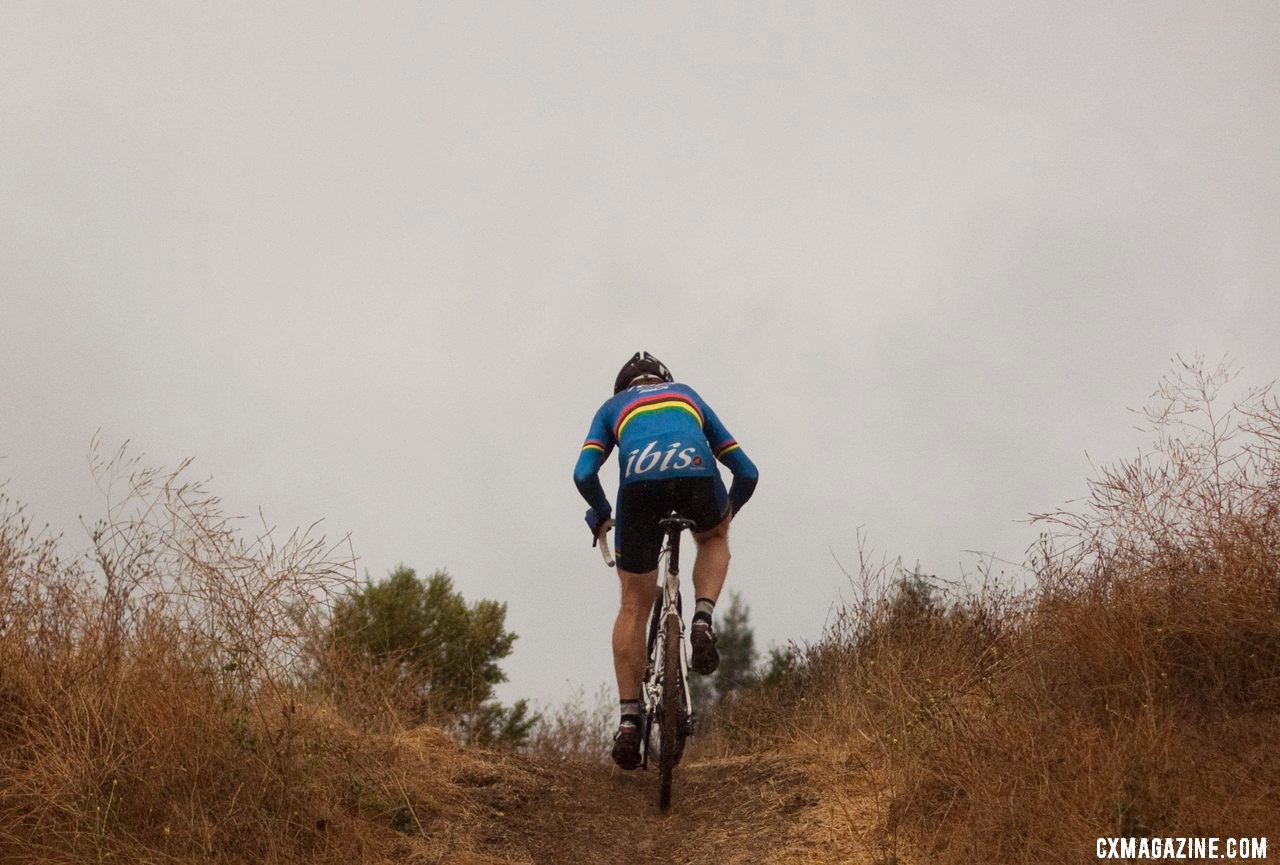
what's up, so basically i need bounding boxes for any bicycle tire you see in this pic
[658,609,682,811]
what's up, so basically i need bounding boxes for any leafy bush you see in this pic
[314,565,536,747]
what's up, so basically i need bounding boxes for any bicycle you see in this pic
[597,513,696,812]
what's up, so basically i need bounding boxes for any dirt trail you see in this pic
[440,749,880,865]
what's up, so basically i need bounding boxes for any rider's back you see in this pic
[585,382,738,486]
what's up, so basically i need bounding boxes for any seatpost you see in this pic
[659,515,697,577]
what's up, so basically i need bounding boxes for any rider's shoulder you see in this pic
[611,380,691,401]
[601,383,710,422]
[647,381,706,404]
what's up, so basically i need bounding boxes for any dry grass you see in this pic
[1,443,716,865]
[523,685,614,765]
[5,356,1278,863]
[705,357,1280,863]
[0,444,517,864]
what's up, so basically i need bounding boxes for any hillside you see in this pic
[0,453,879,865]
[359,737,872,865]
[3,360,1278,863]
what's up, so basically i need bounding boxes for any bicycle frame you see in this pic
[641,516,695,775]
[597,513,696,809]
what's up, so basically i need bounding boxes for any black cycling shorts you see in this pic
[614,475,729,573]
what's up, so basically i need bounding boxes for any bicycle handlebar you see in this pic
[596,519,616,568]
[597,513,697,570]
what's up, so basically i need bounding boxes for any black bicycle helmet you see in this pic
[613,351,673,394]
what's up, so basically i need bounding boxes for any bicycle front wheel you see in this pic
[657,608,683,811]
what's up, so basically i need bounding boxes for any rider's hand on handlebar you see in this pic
[584,508,613,547]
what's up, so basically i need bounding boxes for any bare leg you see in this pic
[613,568,658,701]
[691,514,732,605]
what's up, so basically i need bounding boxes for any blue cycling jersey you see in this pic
[573,382,758,519]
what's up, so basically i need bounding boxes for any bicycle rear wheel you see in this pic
[657,608,683,811]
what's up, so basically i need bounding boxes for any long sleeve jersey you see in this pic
[573,381,758,518]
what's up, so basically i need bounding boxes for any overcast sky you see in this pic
[3,2,1278,711]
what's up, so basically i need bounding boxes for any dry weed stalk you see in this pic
[523,685,614,764]
[0,443,368,863]
[704,357,1280,863]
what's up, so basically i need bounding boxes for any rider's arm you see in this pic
[717,445,758,514]
[696,393,759,514]
[573,446,612,517]
[573,407,614,517]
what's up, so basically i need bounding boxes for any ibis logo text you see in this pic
[623,441,702,478]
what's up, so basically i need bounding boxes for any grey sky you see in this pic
[3,2,1278,710]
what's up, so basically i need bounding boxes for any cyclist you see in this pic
[573,351,759,770]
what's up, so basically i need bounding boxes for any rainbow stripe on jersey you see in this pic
[613,391,705,439]
[575,382,739,486]
[715,440,741,458]
[574,379,759,517]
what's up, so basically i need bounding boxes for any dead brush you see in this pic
[523,685,614,764]
[0,443,363,863]
[705,357,1280,863]
[700,550,1021,863]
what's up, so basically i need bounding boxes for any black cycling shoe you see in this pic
[611,718,642,770]
[690,620,719,675]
